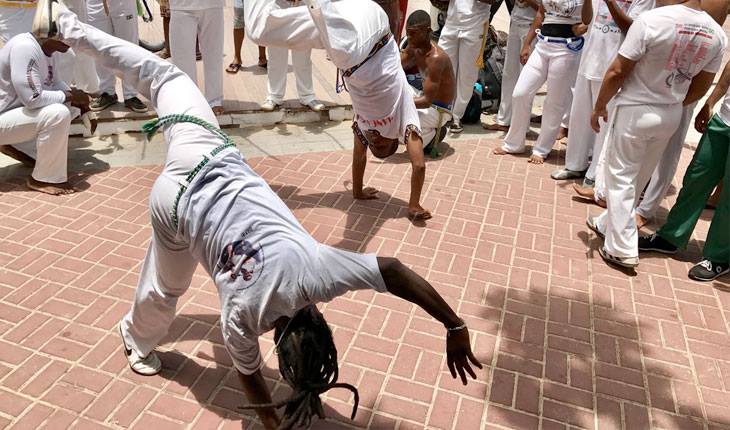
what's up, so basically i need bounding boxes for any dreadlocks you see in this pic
[240,305,359,429]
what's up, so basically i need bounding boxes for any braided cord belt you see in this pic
[142,114,237,228]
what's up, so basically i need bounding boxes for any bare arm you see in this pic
[684,70,717,107]
[413,58,447,109]
[695,62,730,132]
[582,0,593,25]
[520,5,544,64]
[605,0,634,33]
[591,55,636,131]
[377,257,482,384]
[238,370,280,429]
[524,0,540,11]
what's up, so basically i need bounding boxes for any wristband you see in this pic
[446,320,467,332]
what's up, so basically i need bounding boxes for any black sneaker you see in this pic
[688,260,730,282]
[124,96,148,113]
[90,92,118,112]
[638,233,677,254]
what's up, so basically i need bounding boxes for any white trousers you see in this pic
[594,103,683,258]
[495,18,531,126]
[565,75,613,178]
[437,22,487,120]
[87,0,139,98]
[170,7,224,108]
[635,103,695,220]
[419,105,452,146]
[502,40,580,158]
[54,0,99,93]
[0,6,34,43]
[0,104,72,183]
[266,48,316,104]
[55,6,218,357]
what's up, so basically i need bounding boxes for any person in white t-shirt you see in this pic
[243,0,430,221]
[0,0,36,43]
[586,0,726,268]
[86,0,148,113]
[32,5,481,428]
[551,0,654,182]
[483,0,538,132]
[494,0,588,164]
[437,0,492,133]
[168,0,224,115]
[0,32,92,195]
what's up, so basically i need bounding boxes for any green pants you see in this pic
[658,114,729,263]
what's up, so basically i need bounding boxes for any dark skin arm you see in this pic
[413,55,448,109]
[591,55,636,132]
[582,0,593,24]
[605,0,634,33]
[523,0,540,11]
[696,60,730,132]
[351,133,378,199]
[377,257,482,384]
[238,370,280,429]
[520,5,544,65]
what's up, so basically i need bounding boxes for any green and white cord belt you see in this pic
[142,114,237,228]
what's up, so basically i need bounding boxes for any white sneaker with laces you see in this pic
[261,100,280,111]
[119,323,162,376]
[305,100,325,112]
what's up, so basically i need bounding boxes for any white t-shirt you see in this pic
[445,0,491,31]
[716,86,730,126]
[348,38,421,143]
[616,5,726,106]
[512,0,538,23]
[169,0,224,10]
[176,150,388,375]
[578,0,654,80]
[542,0,583,25]
[0,33,68,114]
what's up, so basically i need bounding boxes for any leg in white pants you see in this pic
[594,104,683,258]
[565,76,610,177]
[495,19,531,126]
[503,41,580,157]
[0,104,72,183]
[266,48,316,105]
[419,106,452,146]
[438,23,486,120]
[56,7,221,356]
[87,0,140,99]
[635,103,695,220]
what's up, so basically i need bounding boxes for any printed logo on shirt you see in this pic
[664,23,717,87]
[355,113,395,129]
[217,233,265,288]
[26,59,40,99]
[594,0,632,34]
[544,0,580,18]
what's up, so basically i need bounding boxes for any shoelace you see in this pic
[698,260,714,272]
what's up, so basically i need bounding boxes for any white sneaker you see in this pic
[585,216,605,239]
[119,323,162,376]
[305,100,325,112]
[261,100,280,111]
[598,246,639,268]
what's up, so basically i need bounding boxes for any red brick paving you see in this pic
[0,137,728,429]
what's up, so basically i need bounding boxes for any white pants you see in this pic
[0,5,34,43]
[87,0,139,99]
[594,103,683,258]
[170,7,224,108]
[419,105,452,146]
[0,104,72,183]
[635,103,695,220]
[502,39,580,158]
[565,75,613,178]
[495,18,531,126]
[266,48,316,104]
[54,6,218,357]
[437,22,487,120]
[54,0,99,93]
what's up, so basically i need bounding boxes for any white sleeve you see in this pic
[243,0,324,50]
[627,0,654,20]
[223,319,264,376]
[617,16,648,61]
[307,244,388,304]
[9,45,66,109]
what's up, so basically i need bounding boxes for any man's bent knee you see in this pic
[37,103,73,128]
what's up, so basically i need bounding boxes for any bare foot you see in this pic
[26,177,76,195]
[493,147,509,155]
[0,146,35,168]
[212,106,225,116]
[556,127,568,141]
[482,123,510,132]
[353,186,379,200]
[528,154,545,164]
[636,213,649,229]
[408,206,432,221]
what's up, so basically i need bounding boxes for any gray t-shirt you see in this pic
[176,150,387,375]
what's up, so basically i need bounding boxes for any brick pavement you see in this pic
[0,134,728,430]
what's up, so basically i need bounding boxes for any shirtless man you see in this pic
[243,0,431,221]
[400,10,456,151]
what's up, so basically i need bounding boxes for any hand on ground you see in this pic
[446,327,482,385]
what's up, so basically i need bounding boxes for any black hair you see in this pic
[240,305,359,429]
[406,10,431,28]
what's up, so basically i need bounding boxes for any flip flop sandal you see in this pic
[408,211,432,221]
[226,63,242,74]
